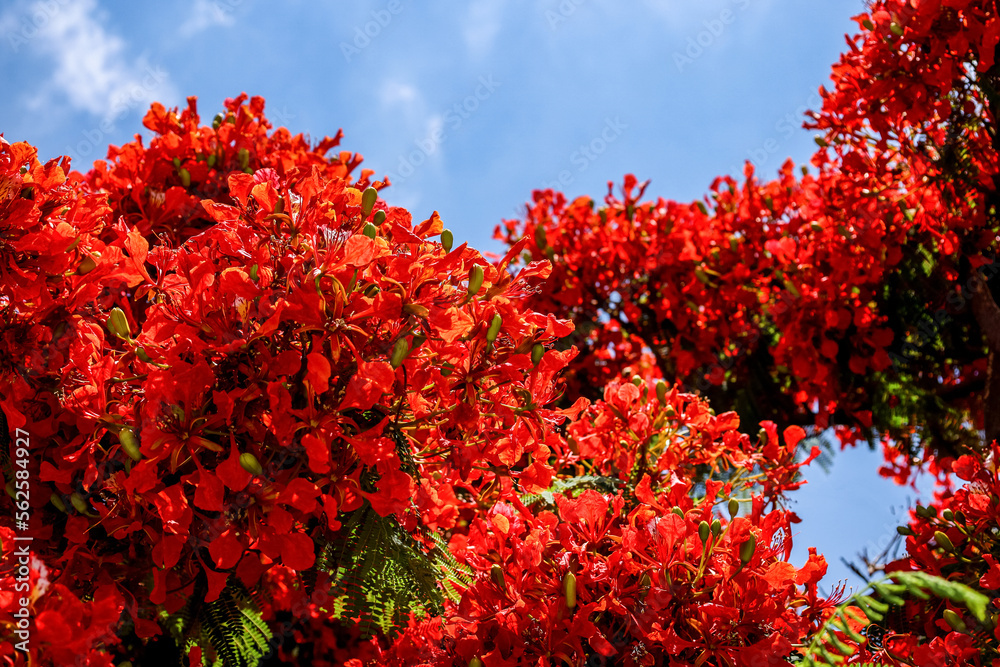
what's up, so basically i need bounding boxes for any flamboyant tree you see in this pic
[1,1,1000,666]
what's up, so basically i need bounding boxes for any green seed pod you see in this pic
[728,498,739,519]
[531,343,544,367]
[249,264,259,281]
[897,525,914,536]
[390,337,410,369]
[490,564,506,591]
[486,314,502,344]
[943,609,967,633]
[361,187,378,217]
[238,148,250,172]
[50,493,67,513]
[178,167,191,188]
[698,521,710,543]
[213,113,224,129]
[534,224,547,249]
[441,229,454,253]
[70,492,90,515]
[656,380,668,404]
[563,572,577,608]
[118,427,142,462]
[934,530,955,552]
[362,223,377,239]
[107,307,131,339]
[467,264,485,297]
[740,534,756,565]
[711,519,722,538]
[239,452,264,477]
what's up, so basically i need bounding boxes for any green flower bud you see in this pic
[207,153,217,168]
[361,187,378,217]
[943,609,967,633]
[711,519,722,538]
[934,530,955,552]
[362,223,377,239]
[469,658,484,667]
[373,209,386,226]
[740,533,756,564]
[563,571,577,608]
[172,157,181,168]
[118,427,142,462]
[238,148,250,172]
[135,347,153,363]
[486,314,502,344]
[728,498,739,519]
[490,564,506,591]
[70,492,90,515]
[698,520,710,543]
[50,493,67,513]
[897,525,914,536]
[631,375,643,387]
[249,264,259,281]
[441,229,454,253]
[942,509,954,522]
[534,225,547,249]
[107,307,131,339]
[390,338,410,369]
[531,343,544,367]
[213,113,224,129]
[467,264,485,297]
[239,452,264,476]
[178,167,191,188]
[672,507,684,519]
[656,380,668,404]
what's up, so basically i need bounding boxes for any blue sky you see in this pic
[0,0,934,591]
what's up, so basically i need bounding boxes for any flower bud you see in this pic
[631,375,643,387]
[135,347,153,363]
[213,113,224,129]
[178,167,191,188]
[469,658,484,667]
[942,509,954,522]
[207,153,217,168]
[934,530,955,552]
[490,564,506,591]
[238,148,250,172]
[239,452,264,476]
[739,533,756,565]
[118,427,142,462]
[70,492,90,515]
[362,223,377,239]
[172,157,181,168]
[76,254,98,275]
[563,572,577,608]
[698,521,710,543]
[656,380,668,404]
[897,525,914,536]
[50,493,67,513]
[943,609,967,633]
[672,507,684,519]
[373,209,387,226]
[915,504,937,519]
[390,337,410,369]
[728,498,739,519]
[534,225,547,249]
[467,264,485,297]
[531,343,544,367]
[711,519,722,538]
[249,264,259,281]
[486,314,502,344]
[107,307,131,339]
[441,229,454,252]
[361,187,378,217]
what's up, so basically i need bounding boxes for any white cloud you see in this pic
[379,80,421,108]
[10,0,177,123]
[462,0,504,59]
[179,0,236,38]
